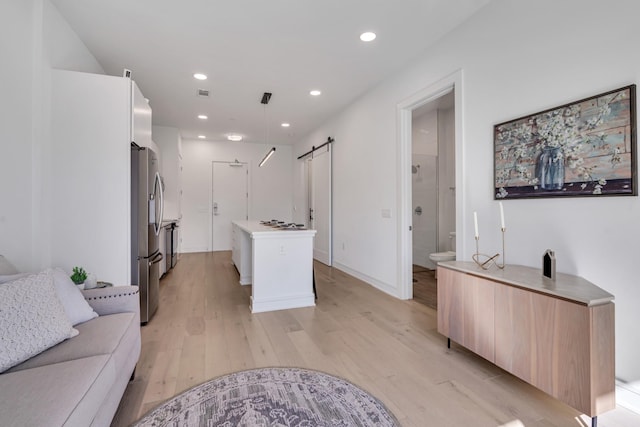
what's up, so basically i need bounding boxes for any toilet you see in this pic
[429,232,456,275]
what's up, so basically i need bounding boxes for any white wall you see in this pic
[292,159,308,226]
[293,0,640,384]
[181,139,293,253]
[0,0,36,272]
[38,0,105,271]
[0,0,104,272]
[43,0,104,74]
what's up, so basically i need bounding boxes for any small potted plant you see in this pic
[70,266,88,289]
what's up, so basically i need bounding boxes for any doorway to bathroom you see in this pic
[410,92,455,309]
[396,69,462,304]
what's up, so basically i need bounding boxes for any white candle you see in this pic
[473,211,479,238]
[499,202,505,230]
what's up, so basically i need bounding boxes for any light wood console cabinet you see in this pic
[437,262,615,423]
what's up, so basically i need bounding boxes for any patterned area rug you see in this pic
[133,367,400,426]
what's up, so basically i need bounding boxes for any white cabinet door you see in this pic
[132,81,153,148]
[50,70,131,285]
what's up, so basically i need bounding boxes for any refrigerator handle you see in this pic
[154,171,164,237]
[149,251,164,266]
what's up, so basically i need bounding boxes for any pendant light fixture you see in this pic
[259,92,275,167]
[259,147,276,167]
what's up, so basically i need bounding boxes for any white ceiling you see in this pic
[51,0,491,144]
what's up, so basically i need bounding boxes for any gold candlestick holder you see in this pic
[472,236,500,270]
[472,229,506,270]
[496,227,506,270]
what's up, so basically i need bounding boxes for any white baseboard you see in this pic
[332,261,399,298]
[180,246,209,253]
[616,380,640,415]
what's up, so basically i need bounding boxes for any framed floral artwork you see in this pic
[494,84,636,199]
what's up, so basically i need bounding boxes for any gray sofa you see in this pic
[0,285,141,427]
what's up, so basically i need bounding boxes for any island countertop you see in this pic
[438,261,614,306]
[232,220,317,238]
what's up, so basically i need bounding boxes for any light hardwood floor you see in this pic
[112,252,640,426]
[412,265,437,310]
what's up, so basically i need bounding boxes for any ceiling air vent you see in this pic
[197,88,210,98]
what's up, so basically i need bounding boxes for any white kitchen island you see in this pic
[232,220,317,313]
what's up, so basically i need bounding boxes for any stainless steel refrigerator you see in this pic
[131,145,164,324]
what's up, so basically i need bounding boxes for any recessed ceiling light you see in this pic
[198,135,206,139]
[360,32,376,42]
[227,134,243,142]
[310,90,322,96]
[193,73,207,80]
[197,114,208,120]
[281,123,290,128]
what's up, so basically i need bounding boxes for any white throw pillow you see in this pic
[49,268,98,325]
[0,270,79,373]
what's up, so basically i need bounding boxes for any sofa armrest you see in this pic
[81,286,140,316]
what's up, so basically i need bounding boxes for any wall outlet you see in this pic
[279,245,286,255]
[381,209,391,218]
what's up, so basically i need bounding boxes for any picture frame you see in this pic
[494,84,636,199]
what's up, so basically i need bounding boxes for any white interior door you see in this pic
[212,161,248,251]
[307,147,332,265]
